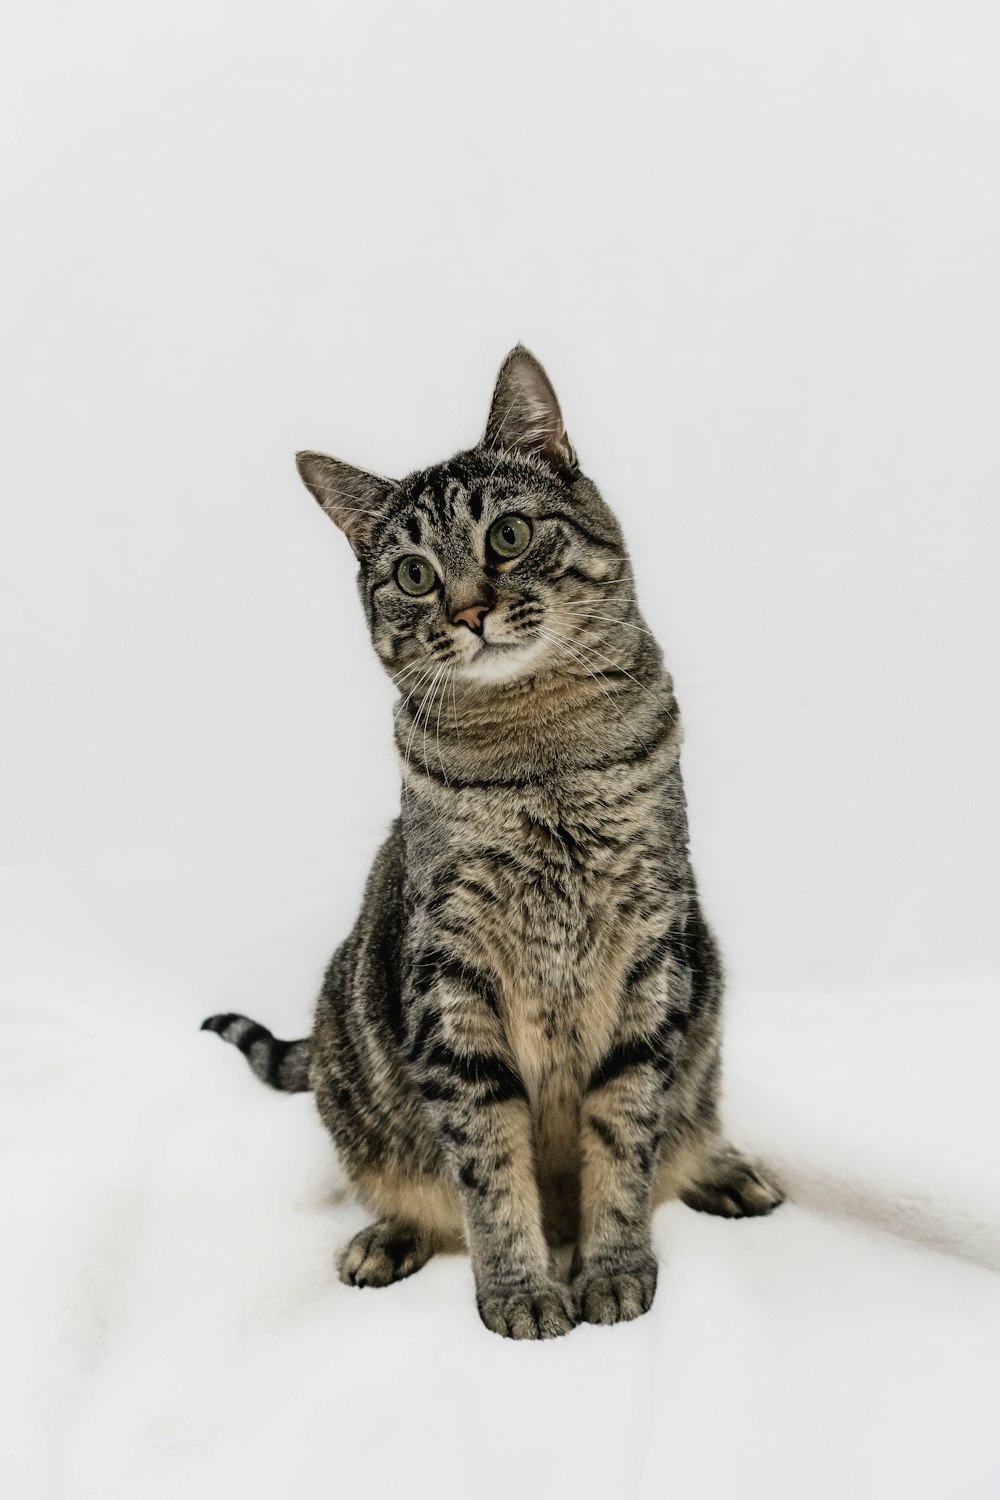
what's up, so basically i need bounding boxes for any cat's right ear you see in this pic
[295,451,394,555]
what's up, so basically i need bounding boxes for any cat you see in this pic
[202,346,783,1340]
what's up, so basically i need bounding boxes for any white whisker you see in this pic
[421,664,447,778]
[392,659,437,730]
[435,667,453,784]
[559,625,669,714]
[535,626,643,747]
[555,609,656,638]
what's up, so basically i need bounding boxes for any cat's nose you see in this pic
[452,603,491,635]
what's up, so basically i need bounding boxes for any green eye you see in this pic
[488,514,532,560]
[395,555,437,596]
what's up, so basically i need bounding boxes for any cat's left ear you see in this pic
[295,451,394,555]
[483,346,579,479]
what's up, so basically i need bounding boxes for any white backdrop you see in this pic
[3,5,1000,1498]
[3,1,998,1030]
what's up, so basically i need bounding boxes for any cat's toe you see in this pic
[477,1281,577,1340]
[574,1252,658,1326]
[338,1220,430,1287]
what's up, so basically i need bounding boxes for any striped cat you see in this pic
[203,347,782,1339]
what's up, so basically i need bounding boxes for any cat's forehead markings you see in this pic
[417,474,468,526]
[405,487,441,544]
[399,474,480,546]
[441,477,465,519]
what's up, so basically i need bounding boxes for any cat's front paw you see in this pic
[573,1251,658,1327]
[476,1278,577,1340]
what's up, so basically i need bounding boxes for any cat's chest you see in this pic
[452,785,652,938]
[434,780,667,1083]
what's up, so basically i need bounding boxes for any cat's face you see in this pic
[296,347,628,690]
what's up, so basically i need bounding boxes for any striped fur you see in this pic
[200,1013,311,1093]
[203,347,782,1339]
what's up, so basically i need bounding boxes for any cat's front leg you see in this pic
[573,966,675,1326]
[416,974,576,1341]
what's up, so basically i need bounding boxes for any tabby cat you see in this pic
[202,347,782,1339]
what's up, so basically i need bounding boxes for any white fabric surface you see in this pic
[3,931,998,1500]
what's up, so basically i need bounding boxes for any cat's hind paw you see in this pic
[338,1220,433,1287]
[680,1148,784,1219]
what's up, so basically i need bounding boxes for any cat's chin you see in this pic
[460,636,550,685]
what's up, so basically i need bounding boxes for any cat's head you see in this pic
[295,347,630,689]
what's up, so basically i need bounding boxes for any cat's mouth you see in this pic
[461,633,549,683]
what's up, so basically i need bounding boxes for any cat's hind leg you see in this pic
[678,1142,784,1219]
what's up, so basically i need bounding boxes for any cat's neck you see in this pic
[393,649,679,790]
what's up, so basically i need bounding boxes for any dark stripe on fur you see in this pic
[587,1035,658,1092]
[425,1042,527,1102]
[201,1012,312,1093]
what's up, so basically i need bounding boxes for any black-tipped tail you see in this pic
[201,1013,312,1092]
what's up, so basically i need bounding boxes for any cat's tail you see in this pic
[200,1013,313,1092]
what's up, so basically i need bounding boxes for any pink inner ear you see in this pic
[484,347,576,476]
[295,450,394,550]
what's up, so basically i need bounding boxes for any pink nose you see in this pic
[452,603,490,634]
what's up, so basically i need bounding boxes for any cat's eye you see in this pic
[395,555,437,596]
[488,514,532,560]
